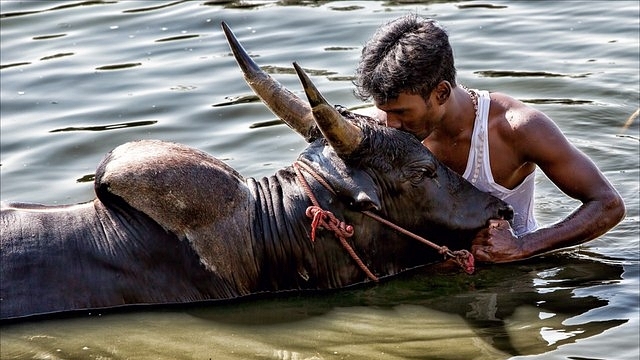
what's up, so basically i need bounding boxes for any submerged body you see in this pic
[1,132,510,320]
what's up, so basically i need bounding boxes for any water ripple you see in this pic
[32,34,67,40]
[95,63,142,71]
[76,174,95,183]
[0,62,31,70]
[213,95,261,107]
[475,70,590,78]
[49,120,157,133]
[0,0,116,18]
[522,98,594,105]
[40,53,74,61]
[262,65,337,77]
[122,0,190,14]
[458,3,509,9]
[203,1,271,10]
[155,34,200,43]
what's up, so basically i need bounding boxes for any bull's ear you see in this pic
[348,189,381,212]
[221,22,320,142]
[332,174,381,212]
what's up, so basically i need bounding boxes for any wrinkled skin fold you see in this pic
[0,23,512,321]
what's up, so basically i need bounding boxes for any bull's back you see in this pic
[1,199,247,320]
[1,202,107,319]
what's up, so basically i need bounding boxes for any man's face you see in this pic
[375,92,441,141]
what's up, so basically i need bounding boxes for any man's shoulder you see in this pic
[488,92,553,131]
[486,91,567,161]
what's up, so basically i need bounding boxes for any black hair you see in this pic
[354,14,457,104]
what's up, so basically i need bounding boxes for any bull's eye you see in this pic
[408,165,436,185]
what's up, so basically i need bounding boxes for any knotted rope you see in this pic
[293,160,475,280]
[294,161,379,282]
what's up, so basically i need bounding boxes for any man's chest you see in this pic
[424,136,530,190]
[423,139,471,176]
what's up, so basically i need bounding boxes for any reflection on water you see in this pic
[0,253,627,359]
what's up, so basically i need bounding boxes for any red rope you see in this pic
[361,210,475,274]
[293,160,475,279]
[294,162,379,282]
[306,206,353,242]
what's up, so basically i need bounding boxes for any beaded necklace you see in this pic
[460,84,478,119]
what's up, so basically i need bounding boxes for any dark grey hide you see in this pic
[0,25,512,321]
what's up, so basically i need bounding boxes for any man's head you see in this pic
[354,14,457,105]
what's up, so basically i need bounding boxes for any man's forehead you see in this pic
[374,95,400,109]
[375,92,423,111]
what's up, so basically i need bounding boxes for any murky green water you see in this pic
[1,1,638,359]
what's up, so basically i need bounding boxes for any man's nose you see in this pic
[385,115,402,129]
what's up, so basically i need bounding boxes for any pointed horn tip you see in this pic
[292,62,363,155]
[292,62,308,85]
[221,21,265,76]
[293,62,326,107]
[220,21,233,39]
[293,62,317,92]
[221,22,243,51]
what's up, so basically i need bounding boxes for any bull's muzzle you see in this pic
[499,204,514,221]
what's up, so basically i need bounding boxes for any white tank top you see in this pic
[462,90,538,235]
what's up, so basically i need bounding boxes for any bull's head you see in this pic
[221,22,512,245]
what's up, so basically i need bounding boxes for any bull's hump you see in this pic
[96,140,249,234]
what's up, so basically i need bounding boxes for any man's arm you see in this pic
[471,108,626,263]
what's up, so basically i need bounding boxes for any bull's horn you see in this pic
[221,22,318,142]
[293,62,363,155]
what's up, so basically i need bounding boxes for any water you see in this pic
[1,1,638,359]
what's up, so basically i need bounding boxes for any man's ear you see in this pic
[435,81,451,105]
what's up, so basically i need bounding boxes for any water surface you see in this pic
[1,1,638,359]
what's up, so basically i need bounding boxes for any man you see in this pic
[354,14,625,263]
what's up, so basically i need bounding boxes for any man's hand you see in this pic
[471,219,525,263]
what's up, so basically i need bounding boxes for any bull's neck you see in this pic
[246,167,369,291]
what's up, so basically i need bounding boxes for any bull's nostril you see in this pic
[500,205,514,221]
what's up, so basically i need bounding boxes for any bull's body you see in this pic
[0,24,512,320]
[2,199,222,316]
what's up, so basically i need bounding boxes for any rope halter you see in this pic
[292,160,475,282]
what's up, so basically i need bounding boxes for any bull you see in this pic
[0,23,513,321]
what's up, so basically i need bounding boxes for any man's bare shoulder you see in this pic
[489,92,561,137]
[488,91,573,166]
